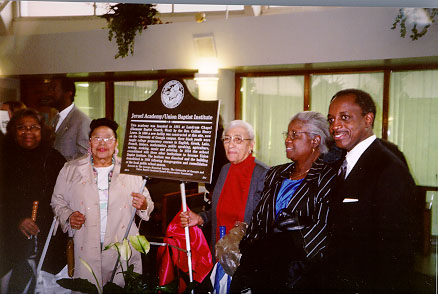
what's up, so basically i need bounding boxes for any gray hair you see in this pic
[223,120,255,141]
[290,111,332,154]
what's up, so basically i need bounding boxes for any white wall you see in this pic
[12,16,107,36]
[0,7,437,76]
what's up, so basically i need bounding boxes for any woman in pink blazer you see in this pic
[51,118,154,289]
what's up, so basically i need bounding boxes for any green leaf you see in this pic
[155,278,179,293]
[100,4,161,58]
[120,238,132,261]
[102,282,124,294]
[103,244,112,251]
[79,258,94,274]
[56,278,99,294]
[125,276,150,293]
[124,264,137,277]
[129,234,150,255]
[392,8,438,41]
[79,258,102,293]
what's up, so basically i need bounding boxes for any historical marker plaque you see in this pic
[121,79,220,183]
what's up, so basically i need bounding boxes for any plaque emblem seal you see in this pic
[161,80,184,109]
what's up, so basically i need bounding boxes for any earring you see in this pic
[87,146,91,156]
[312,147,315,153]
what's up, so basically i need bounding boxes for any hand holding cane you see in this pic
[18,202,40,239]
[31,201,39,222]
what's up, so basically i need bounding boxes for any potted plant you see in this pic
[56,235,196,293]
[392,8,437,40]
[101,4,162,59]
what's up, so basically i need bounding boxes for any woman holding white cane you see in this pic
[0,108,66,293]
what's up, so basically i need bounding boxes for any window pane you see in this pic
[95,3,117,15]
[19,2,244,17]
[389,70,438,186]
[241,76,304,167]
[173,5,244,12]
[155,4,172,13]
[114,81,158,156]
[311,73,384,138]
[184,79,199,98]
[74,82,105,119]
[20,1,97,17]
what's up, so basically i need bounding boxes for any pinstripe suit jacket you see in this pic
[241,157,337,260]
[53,105,91,161]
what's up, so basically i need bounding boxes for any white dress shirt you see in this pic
[344,135,376,178]
[55,103,75,132]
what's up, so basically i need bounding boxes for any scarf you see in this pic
[216,155,256,241]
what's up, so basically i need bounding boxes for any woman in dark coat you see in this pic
[0,108,66,293]
[231,111,338,293]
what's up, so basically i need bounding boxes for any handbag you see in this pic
[231,210,310,293]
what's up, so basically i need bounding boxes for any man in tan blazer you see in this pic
[49,77,91,161]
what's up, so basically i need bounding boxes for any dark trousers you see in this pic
[230,231,308,293]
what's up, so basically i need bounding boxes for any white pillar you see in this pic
[216,69,235,124]
[194,73,219,101]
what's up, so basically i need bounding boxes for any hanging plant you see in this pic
[101,4,162,59]
[391,8,438,40]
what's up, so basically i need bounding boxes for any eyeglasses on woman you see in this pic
[90,136,115,144]
[282,131,315,140]
[16,125,41,133]
[222,135,251,144]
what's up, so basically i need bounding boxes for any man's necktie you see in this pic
[338,159,348,180]
[52,114,60,131]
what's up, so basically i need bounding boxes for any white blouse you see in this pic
[95,164,114,244]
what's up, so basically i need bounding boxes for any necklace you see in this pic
[91,155,115,191]
[289,168,310,180]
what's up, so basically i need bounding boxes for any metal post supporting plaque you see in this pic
[110,176,148,283]
[180,182,194,286]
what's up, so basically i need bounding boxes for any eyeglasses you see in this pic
[16,125,41,133]
[282,131,315,140]
[222,135,251,144]
[90,136,115,144]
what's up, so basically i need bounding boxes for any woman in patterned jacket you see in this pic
[231,111,337,293]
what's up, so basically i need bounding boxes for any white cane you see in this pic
[34,216,58,294]
[180,182,194,289]
[36,217,58,275]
